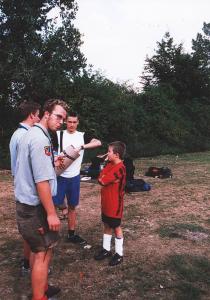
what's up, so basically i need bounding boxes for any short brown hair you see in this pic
[109,141,126,159]
[18,100,41,120]
[41,99,69,117]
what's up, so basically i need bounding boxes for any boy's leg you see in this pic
[114,226,123,256]
[94,223,112,260]
[109,226,123,266]
[103,223,112,251]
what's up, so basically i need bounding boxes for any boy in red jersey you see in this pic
[94,141,126,266]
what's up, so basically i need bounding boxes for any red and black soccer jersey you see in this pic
[98,161,126,219]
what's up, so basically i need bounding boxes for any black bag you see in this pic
[80,156,104,179]
[123,157,135,182]
[125,179,151,193]
[145,167,172,178]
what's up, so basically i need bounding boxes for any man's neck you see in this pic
[39,119,48,130]
[21,120,32,127]
[67,130,76,134]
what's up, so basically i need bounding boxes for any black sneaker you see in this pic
[67,234,87,245]
[45,285,61,298]
[109,253,123,266]
[94,248,112,260]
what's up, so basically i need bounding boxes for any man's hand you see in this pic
[47,214,61,231]
[54,155,65,169]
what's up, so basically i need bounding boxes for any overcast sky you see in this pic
[72,0,210,88]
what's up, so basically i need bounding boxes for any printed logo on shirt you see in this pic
[44,146,52,156]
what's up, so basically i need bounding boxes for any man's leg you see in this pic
[53,176,66,213]
[66,175,86,244]
[31,249,52,299]
[67,204,87,244]
[21,240,30,272]
[68,204,76,231]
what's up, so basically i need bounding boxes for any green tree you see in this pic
[0,0,86,106]
[191,22,210,100]
[141,32,208,104]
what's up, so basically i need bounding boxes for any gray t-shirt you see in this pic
[9,123,30,176]
[14,123,57,206]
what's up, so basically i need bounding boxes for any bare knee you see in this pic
[33,249,52,264]
[114,226,123,238]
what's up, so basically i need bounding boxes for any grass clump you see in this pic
[165,254,210,299]
[158,223,208,238]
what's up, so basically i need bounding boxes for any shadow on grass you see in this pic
[104,254,210,299]
[165,254,210,300]
[157,223,209,240]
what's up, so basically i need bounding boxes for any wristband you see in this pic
[81,145,85,150]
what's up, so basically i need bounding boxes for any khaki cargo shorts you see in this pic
[16,202,60,253]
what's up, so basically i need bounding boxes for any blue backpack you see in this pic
[125,179,151,193]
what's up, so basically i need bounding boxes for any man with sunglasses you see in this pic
[53,112,101,245]
[15,99,69,300]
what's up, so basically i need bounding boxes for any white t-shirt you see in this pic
[57,130,85,178]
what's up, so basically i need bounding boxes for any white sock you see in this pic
[115,237,123,256]
[103,234,112,251]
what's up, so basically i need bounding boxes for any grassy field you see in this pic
[1,151,210,299]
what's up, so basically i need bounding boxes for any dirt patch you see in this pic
[1,151,210,299]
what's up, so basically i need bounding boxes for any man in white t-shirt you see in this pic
[53,112,101,244]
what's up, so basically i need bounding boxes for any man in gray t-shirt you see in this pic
[15,99,68,300]
[9,100,40,273]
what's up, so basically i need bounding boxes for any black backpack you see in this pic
[80,156,104,179]
[125,179,151,193]
[145,167,172,179]
[123,157,135,182]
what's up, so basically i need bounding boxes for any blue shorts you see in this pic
[53,175,80,207]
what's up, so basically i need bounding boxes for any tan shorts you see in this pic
[16,202,60,253]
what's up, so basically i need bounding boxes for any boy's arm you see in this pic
[98,167,123,186]
[36,181,60,231]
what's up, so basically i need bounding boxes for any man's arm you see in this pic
[36,181,60,231]
[82,138,102,150]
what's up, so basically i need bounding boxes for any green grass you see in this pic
[176,282,204,300]
[137,151,210,167]
[158,223,209,238]
[165,254,210,299]
[0,173,12,181]
[124,204,141,220]
[168,254,210,283]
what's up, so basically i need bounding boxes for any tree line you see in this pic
[0,0,210,168]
